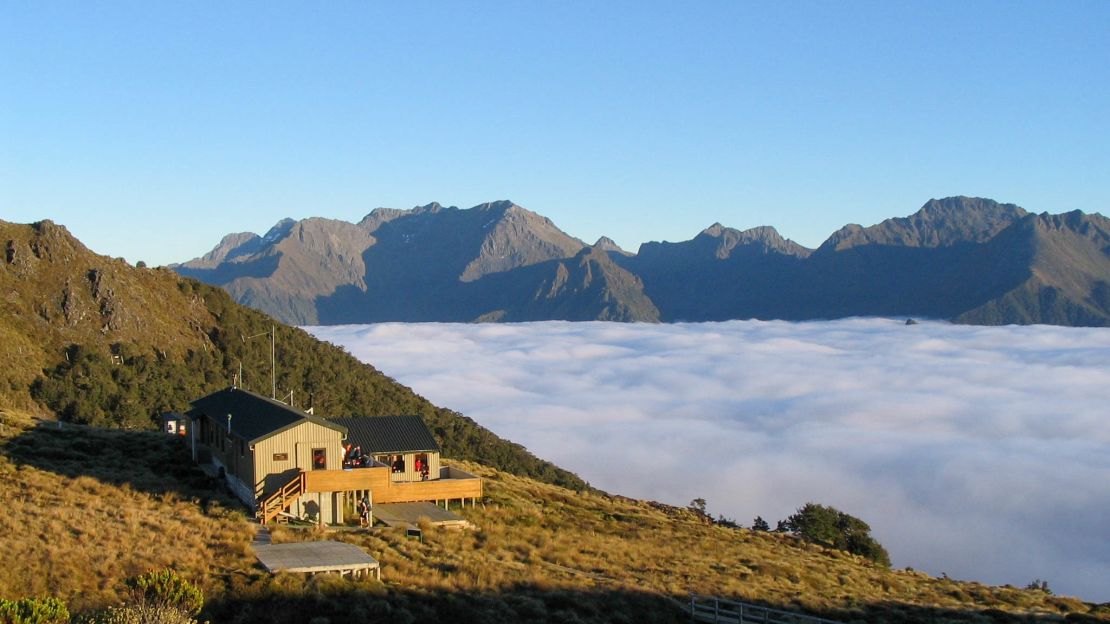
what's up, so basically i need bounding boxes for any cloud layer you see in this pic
[308,319,1110,601]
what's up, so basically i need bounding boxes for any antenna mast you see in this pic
[270,324,276,400]
[243,326,277,399]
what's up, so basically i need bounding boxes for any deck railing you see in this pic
[690,594,841,624]
[256,463,482,524]
[440,466,478,480]
[302,464,482,504]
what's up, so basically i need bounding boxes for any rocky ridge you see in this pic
[174,197,1110,327]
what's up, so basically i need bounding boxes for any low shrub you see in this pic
[0,597,69,624]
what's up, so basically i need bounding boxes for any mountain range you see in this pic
[173,197,1110,327]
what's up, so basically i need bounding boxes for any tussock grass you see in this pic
[264,461,1108,623]
[1,414,1105,623]
[0,414,254,613]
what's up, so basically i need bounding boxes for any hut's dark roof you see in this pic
[331,416,440,454]
[189,387,346,444]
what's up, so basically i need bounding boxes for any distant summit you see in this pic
[818,196,1027,252]
[174,197,1110,327]
[592,236,630,256]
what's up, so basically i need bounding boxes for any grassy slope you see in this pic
[3,413,1105,624]
[252,463,1109,624]
[0,411,255,613]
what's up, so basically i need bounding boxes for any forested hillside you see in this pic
[0,219,585,490]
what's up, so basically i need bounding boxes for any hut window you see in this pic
[312,448,327,470]
[390,455,405,473]
[273,453,288,462]
[415,453,430,479]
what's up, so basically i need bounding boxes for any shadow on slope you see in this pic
[201,579,1106,624]
[796,240,1034,320]
[1,420,237,506]
[174,252,283,285]
[316,246,660,324]
[0,414,256,612]
[204,583,682,624]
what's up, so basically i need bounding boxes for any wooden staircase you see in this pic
[258,471,306,525]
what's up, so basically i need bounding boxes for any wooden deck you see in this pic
[303,465,482,504]
[253,541,380,579]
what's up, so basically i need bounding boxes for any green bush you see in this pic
[0,597,69,624]
[72,570,204,624]
[782,502,891,567]
[123,569,203,619]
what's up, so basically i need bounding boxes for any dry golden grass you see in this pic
[268,461,1107,623]
[0,412,255,613]
[2,412,1105,623]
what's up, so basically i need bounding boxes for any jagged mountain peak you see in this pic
[918,195,1024,216]
[413,201,447,214]
[701,222,727,236]
[358,207,411,232]
[262,218,296,243]
[357,203,449,230]
[459,201,584,282]
[1032,208,1110,234]
[698,223,780,241]
[819,196,1028,252]
[474,199,517,212]
[199,232,263,266]
[695,223,812,259]
[474,200,560,228]
[592,236,629,255]
[358,201,522,231]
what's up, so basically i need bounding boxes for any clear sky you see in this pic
[2,1,1108,266]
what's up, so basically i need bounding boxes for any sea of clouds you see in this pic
[308,319,1110,601]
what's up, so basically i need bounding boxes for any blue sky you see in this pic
[2,1,1108,266]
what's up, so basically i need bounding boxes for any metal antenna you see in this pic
[243,326,277,399]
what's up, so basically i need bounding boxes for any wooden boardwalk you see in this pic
[253,541,380,579]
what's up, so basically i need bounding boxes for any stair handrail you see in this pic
[259,470,306,525]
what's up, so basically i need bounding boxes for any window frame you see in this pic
[311,448,327,471]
